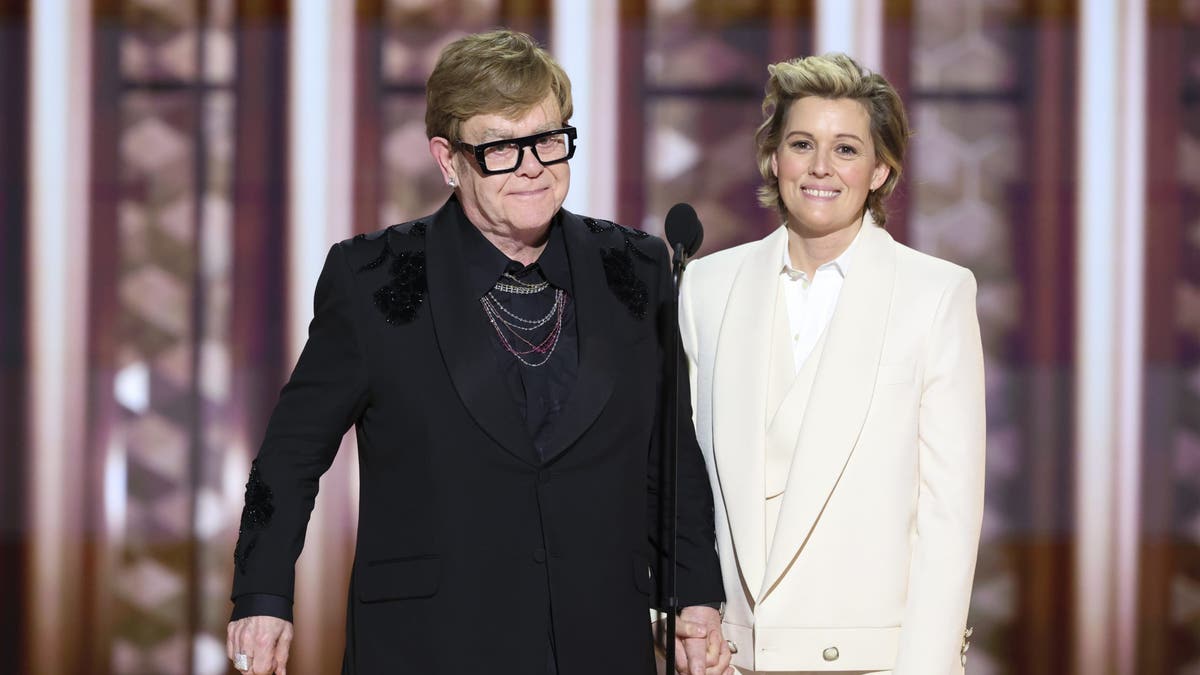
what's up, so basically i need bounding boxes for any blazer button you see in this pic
[533,548,546,563]
[822,646,839,662]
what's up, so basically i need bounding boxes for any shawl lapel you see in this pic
[424,201,538,466]
[538,210,619,462]
[759,221,896,601]
[711,226,789,599]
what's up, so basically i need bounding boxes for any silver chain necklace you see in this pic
[479,288,567,367]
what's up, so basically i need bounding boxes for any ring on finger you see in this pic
[233,652,252,671]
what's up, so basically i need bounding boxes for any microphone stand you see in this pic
[664,241,688,675]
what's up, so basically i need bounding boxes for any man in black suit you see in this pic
[224,29,730,675]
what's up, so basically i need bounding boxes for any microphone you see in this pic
[665,202,704,263]
[661,203,703,675]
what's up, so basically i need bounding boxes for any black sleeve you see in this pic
[645,239,724,611]
[229,242,370,615]
[231,593,293,622]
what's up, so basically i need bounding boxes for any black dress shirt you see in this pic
[458,210,578,458]
[457,209,578,675]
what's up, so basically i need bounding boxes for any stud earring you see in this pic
[448,177,457,188]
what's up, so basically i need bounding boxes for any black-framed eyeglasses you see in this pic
[455,126,577,175]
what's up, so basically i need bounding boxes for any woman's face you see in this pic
[771,96,889,238]
[448,95,571,243]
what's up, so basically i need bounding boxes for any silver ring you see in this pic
[726,639,738,654]
[233,652,252,671]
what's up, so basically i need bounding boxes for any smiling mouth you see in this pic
[509,187,549,197]
[801,187,840,198]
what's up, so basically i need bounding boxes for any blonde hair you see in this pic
[425,29,573,143]
[754,53,909,226]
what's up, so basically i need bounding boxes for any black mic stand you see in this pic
[663,241,689,675]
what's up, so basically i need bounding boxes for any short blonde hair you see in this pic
[755,53,909,226]
[425,29,573,143]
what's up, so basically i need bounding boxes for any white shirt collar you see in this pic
[780,218,867,281]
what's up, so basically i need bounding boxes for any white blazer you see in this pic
[680,219,986,674]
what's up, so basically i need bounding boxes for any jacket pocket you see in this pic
[357,554,440,603]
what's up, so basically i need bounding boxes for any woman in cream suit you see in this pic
[678,54,985,675]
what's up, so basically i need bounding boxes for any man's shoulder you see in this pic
[342,216,431,248]
[565,211,668,259]
[333,216,433,271]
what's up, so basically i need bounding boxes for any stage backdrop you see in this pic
[2,1,1197,674]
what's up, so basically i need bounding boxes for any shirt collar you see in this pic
[780,219,866,281]
[454,196,572,298]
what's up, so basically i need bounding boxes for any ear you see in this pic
[870,160,890,191]
[429,137,457,186]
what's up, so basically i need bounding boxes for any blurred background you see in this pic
[0,0,1196,673]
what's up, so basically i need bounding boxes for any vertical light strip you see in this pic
[553,0,618,220]
[1075,1,1145,674]
[1075,2,1116,671]
[27,1,91,673]
[288,1,357,670]
[289,0,334,356]
[815,0,883,71]
[327,0,360,525]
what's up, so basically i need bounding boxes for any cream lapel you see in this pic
[711,226,789,599]
[759,220,897,600]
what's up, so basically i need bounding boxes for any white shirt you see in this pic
[780,226,863,373]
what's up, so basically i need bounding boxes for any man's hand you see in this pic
[674,605,733,675]
[227,616,294,675]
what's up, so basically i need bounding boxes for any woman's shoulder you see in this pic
[890,237,975,290]
[883,238,979,326]
[689,229,782,282]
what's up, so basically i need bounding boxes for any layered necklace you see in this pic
[480,272,568,368]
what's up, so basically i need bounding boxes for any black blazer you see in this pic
[231,198,723,674]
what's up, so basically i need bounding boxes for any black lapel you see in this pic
[424,201,539,466]
[539,210,620,462]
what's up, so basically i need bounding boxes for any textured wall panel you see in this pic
[1171,5,1200,671]
[634,0,813,249]
[907,1,1076,673]
[97,1,238,673]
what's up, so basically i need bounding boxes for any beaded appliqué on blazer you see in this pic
[600,248,648,319]
[233,460,275,575]
[357,220,428,325]
[585,217,653,319]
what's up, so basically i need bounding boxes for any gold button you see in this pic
[822,646,839,661]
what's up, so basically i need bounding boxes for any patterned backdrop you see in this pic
[908,1,1027,673]
[1167,3,1200,671]
[8,1,1198,673]
[639,0,812,250]
[98,0,238,672]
